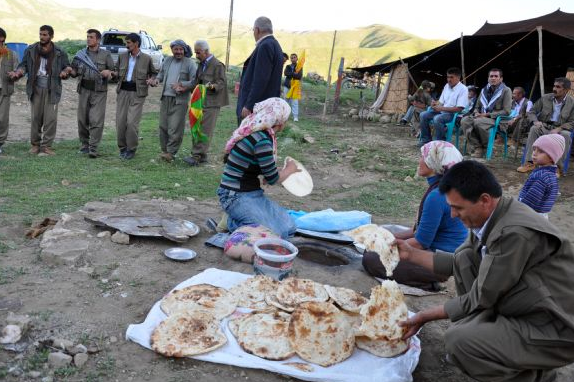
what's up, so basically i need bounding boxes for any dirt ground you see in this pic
[1,82,574,381]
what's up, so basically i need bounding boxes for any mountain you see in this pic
[0,0,445,77]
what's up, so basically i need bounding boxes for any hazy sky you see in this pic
[54,0,571,40]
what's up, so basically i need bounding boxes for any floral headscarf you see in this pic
[420,141,463,175]
[225,97,291,155]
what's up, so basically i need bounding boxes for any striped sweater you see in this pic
[220,131,279,191]
[518,165,559,213]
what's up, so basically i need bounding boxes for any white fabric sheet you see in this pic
[126,268,421,382]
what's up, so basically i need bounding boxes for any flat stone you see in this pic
[73,353,88,368]
[40,227,89,265]
[67,344,87,355]
[404,176,414,182]
[28,371,42,378]
[109,336,118,343]
[51,338,74,351]
[48,352,72,368]
[96,231,111,238]
[303,135,315,144]
[111,232,130,245]
[86,344,100,354]
[0,325,22,344]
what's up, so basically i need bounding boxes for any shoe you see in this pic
[88,150,100,158]
[183,156,201,166]
[399,119,408,126]
[122,150,135,160]
[471,148,484,158]
[160,152,174,162]
[78,145,89,154]
[293,117,299,122]
[29,145,40,154]
[517,162,535,173]
[39,147,56,156]
[205,218,218,233]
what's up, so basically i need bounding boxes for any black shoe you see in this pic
[183,156,201,166]
[399,119,408,126]
[123,150,135,160]
[79,146,89,154]
[88,151,100,158]
[206,218,218,232]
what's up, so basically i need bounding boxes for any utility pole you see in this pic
[322,30,337,121]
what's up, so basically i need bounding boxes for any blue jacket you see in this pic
[237,35,283,118]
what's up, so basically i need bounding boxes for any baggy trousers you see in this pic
[31,87,58,148]
[116,90,145,152]
[77,88,107,150]
[192,106,220,160]
[159,96,187,155]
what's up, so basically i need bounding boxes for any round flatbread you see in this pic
[342,224,399,277]
[229,275,278,310]
[324,285,368,313]
[150,311,227,357]
[288,301,355,367]
[341,310,363,334]
[281,156,313,197]
[359,280,407,340]
[356,336,410,358]
[276,278,329,306]
[265,293,295,312]
[237,311,294,360]
[227,312,250,338]
[160,284,237,319]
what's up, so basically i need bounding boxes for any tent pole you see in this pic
[224,0,234,69]
[375,71,382,99]
[322,30,337,122]
[537,26,545,94]
[529,72,539,100]
[399,57,418,89]
[460,33,466,84]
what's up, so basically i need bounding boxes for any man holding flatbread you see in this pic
[396,160,574,382]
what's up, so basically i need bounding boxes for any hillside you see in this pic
[0,0,445,77]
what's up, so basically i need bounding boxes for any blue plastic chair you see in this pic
[485,111,517,160]
[444,112,461,147]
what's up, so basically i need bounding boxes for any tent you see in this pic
[353,10,574,114]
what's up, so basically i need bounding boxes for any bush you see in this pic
[55,39,85,59]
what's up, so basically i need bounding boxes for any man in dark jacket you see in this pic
[236,16,283,123]
[11,25,72,155]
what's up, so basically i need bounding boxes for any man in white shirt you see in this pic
[418,67,468,145]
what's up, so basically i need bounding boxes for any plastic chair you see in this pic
[485,112,516,160]
[444,112,461,147]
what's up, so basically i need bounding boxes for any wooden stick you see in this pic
[537,26,545,95]
[322,30,337,121]
[224,0,234,69]
[375,71,382,98]
[460,33,466,84]
[529,72,539,100]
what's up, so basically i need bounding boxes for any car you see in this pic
[100,29,164,71]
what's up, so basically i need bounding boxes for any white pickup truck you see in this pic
[100,29,164,71]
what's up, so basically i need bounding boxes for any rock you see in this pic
[48,352,72,368]
[404,176,414,182]
[52,338,74,351]
[61,179,70,186]
[96,231,111,238]
[87,344,100,354]
[186,197,195,202]
[78,266,95,275]
[7,312,31,332]
[0,325,22,344]
[40,227,90,265]
[174,183,181,188]
[109,336,118,343]
[59,213,72,224]
[73,353,88,368]
[8,366,23,376]
[349,108,358,116]
[67,344,87,355]
[111,232,130,245]
[29,371,42,378]
[41,377,53,382]
[341,184,352,189]
[303,135,315,144]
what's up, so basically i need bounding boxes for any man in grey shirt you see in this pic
[151,39,196,162]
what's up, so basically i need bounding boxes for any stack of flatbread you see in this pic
[151,275,411,364]
[343,224,400,276]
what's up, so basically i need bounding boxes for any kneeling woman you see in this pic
[216,98,299,239]
[363,141,468,290]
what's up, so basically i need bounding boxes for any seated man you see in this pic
[400,80,434,128]
[517,77,574,174]
[418,67,467,144]
[461,68,512,158]
[507,86,533,147]
[455,85,479,126]
[398,160,574,382]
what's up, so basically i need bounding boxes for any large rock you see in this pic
[73,353,88,368]
[47,352,72,368]
[0,325,22,344]
[40,227,89,265]
[111,231,130,245]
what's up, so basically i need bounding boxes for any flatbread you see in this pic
[237,311,295,360]
[150,311,227,357]
[341,310,363,334]
[356,336,410,358]
[160,284,237,319]
[324,285,368,313]
[229,275,278,309]
[343,224,399,276]
[359,280,407,340]
[282,362,315,372]
[276,278,329,306]
[288,301,355,367]
[265,293,295,312]
[281,156,313,197]
[227,312,250,338]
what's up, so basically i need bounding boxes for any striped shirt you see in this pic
[518,166,559,213]
[220,131,279,191]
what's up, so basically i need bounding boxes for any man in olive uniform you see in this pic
[0,27,19,155]
[397,160,574,382]
[70,29,115,158]
[150,39,197,162]
[113,32,157,160]
[10,25,72,156]
[183,40,229,166]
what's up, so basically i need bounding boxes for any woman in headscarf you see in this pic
[363,141,468,290]
[216,97,299,239]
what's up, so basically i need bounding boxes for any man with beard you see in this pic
[517,77,574,175]
[113,33,157,160]
[10,25,72,155]
[182,40,228,166]
[69,29,115,158]
[0,27,19,155]
[150,39,197,162]
[461,68,512,158]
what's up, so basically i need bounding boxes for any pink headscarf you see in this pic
[225,97,291,155]
[420,141,463,175]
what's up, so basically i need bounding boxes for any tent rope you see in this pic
[464,28,537,81]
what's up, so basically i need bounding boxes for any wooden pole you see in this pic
[460,33,466,84]
[399,57,417,89]
[529,72,539,100]
[322,30,337,121]
[332,57,344,113]
[224,0,234,69]
[537,26,545,95]
[375,71,382,98]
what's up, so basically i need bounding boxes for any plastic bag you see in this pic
[295,209,371,232]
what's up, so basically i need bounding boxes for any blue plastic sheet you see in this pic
[294,209,371,232]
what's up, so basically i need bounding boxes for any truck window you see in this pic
[103,34,125,46]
